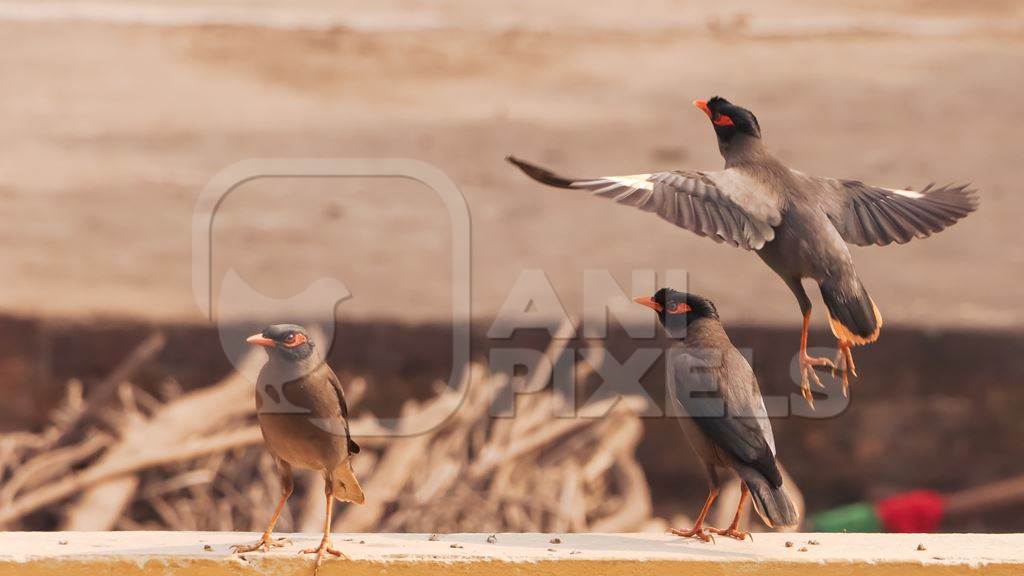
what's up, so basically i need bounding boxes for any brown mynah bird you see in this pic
[635,288,799,540]
[232,324,363,573]
[508,96,978,405]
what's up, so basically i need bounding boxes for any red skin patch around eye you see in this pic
[283,333,308,348]
[713,114,735,127]
[666,303,693,315]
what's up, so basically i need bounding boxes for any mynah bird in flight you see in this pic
[635,288,799,540]
[232,324,364,575]
[508,96,978,405]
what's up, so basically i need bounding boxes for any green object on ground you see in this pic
[810,502,882,533]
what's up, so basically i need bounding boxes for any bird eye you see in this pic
[666,302,678,312]
[284,333,295,343]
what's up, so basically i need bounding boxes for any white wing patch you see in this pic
[885,187,925,199]
[573,174,654,194]
[756,394,777,456]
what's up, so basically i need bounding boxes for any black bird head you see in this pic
[693,96,761,145]
[633,288,719,337]
[246,323,316,362]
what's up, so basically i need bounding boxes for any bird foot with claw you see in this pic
[799,353,835,408]
[832,344,857,397]
[669,526,716,543]
[230,535,291,553]
[709,527,751,541]
[300,539,346,574]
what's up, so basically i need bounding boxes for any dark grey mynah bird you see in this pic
[508,96,978,405]
[232,324,363,575]
[635,288,799,540]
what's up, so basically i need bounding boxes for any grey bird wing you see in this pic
[324,366,360,456]
[508,156,783,250]
[671,348,781,486]
[805,172,978,246]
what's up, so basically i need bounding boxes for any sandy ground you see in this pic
[0,0,1021,330]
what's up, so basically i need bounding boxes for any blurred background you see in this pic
[1,0,1022,535]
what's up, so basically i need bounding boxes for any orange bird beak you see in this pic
[633,296,663,312]
[246,333,276,347]
[693,99,712,118]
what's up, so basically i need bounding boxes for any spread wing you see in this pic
[508,156,783,250]
[325,368,360,456]
[671,348,781,486]
[806,173,979,246]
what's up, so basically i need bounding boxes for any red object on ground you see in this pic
[876,490,946,533]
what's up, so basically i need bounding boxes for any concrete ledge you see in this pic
[0,532,1021,575]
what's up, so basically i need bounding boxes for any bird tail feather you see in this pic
[332,460,365,504]
[735,464,799,528]
[819,277,882,345]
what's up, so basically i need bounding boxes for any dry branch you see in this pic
[60,332,167,439]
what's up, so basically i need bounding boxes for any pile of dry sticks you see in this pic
[0,326,665,534]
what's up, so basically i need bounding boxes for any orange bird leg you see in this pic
[231,469,294,553]
[798,311,835,408]
[710,484,752,541]
[832,339,857,397]
[670,488,720,543]
[300,475,346,575]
